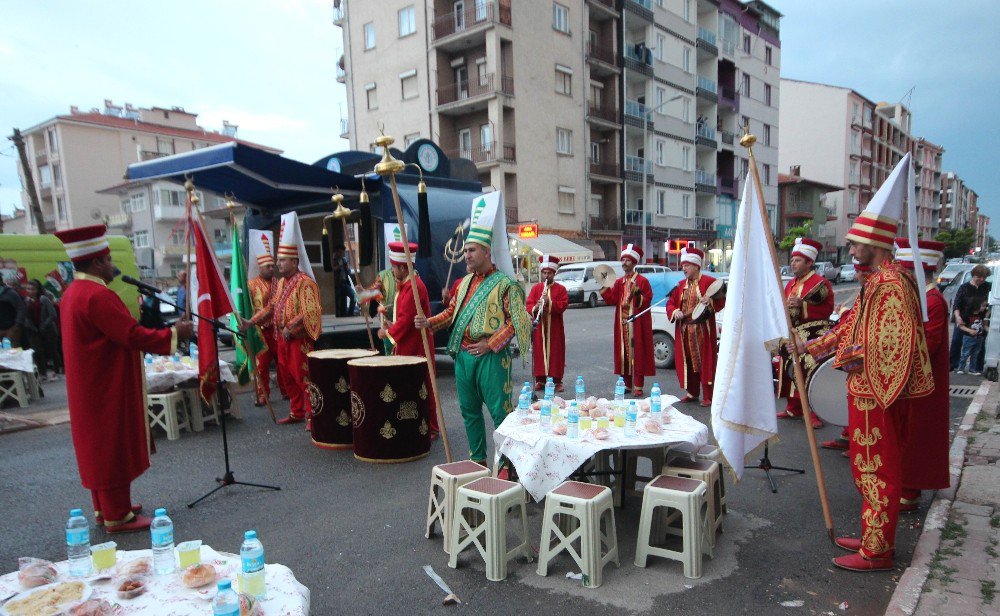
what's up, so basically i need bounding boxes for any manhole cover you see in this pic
[949,386,979,398]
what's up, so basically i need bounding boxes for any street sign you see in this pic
[518,223,539,239]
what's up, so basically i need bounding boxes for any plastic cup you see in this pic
[177,540,202,569]
[579,416,592,431]
[91,541,117,571]
[597,417,610,430]
[613,411,626,428]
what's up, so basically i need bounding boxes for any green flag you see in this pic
[229,223,265,385]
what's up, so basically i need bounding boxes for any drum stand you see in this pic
[745,443,804,493]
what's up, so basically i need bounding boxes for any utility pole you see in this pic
[9,128,47,234]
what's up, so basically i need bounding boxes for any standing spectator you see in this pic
[332,248,352,317]
[175,271,188,314]
[950,265,991,371]
[0,277,26,347]
[24,279,61,380]
[956,297,989,375]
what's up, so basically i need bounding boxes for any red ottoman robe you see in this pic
[665,274,725,395]
[61,274,175,490]
[387,274,438,432]
[600,273,655,381]
[525,281,569,380]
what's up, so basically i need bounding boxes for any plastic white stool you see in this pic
[426,460,491,554]
[449,477,532,581]
[0,371,29,407]
[179,387,220,432]
[146,391,190,440]
[536,481,619,588]
[694,444,728,515]
[634,475,711,579]
[663,458,724,546]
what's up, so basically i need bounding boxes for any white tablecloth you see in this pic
[493,397,710,501]
[145,361,237,393]
[0,348,34,373]
[0,545,310,615]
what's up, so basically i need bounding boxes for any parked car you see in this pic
[943,266,993,313]
[554,261,625,307]
[836,264,857,283]
[813,261,840,283]
[635,264,672,275]
[936,262,975,290]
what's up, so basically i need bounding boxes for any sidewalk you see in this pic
[886,380,1000,615]
[0,375,70,434]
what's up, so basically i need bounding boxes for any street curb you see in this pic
[884,380,994,616]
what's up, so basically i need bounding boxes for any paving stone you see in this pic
[956,465,1000,506]
[953,502,995,517]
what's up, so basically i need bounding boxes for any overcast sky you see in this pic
[1,0,995,232]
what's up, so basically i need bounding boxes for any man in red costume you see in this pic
[776,237,834,428]
[378,241,438,437]
[245,212,322,425]
[247,232,288,406]
[894,238,950,512]
[56,225,194,532]
[666,247,725,406]
[525,254,569,392]
[601,244,655,397]
[795,155,933,572]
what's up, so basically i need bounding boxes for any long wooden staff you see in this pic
[374,135,452,462]
[743,129,835,543]
[183,177,194,321]
[330,194,377,352]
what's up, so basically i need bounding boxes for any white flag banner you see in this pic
[711,170,788,480]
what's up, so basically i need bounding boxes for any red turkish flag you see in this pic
[189,211,234,403]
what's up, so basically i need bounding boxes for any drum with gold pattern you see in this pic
[806,356,849,427]
[307,349,378,450]
[347,355,432,463]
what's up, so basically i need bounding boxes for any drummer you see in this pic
[377,241,438,438]
[776,237,834,428]
[666,247,725,406]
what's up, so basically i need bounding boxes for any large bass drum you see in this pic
[348,355,432,463]
[307,349,378,450]
[805,356,849,427]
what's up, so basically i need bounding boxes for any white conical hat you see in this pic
[247,229,274,280]
[277,212,314,280]
[844,153,911,250]
[465,191,514,277]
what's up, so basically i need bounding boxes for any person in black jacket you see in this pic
[0,277,26,347]
[950,264,991,371]
[23,279,61,379]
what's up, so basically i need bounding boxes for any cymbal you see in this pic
[594,264,616,285]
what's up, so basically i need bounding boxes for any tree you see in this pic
[778,220,813,252]
[934,228,976,259]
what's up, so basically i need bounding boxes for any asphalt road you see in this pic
[0,281,972,615]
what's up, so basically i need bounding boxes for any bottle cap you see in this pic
[245,530,257,540]
[70,508,83,517]
[154,508,167,517]
[218,579,232,590]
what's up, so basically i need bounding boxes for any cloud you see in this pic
[195,107,308,134]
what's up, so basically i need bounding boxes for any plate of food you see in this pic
[1,580,91,616]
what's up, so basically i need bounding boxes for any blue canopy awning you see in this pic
[126,142,363,210]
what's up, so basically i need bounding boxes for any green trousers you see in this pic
[455,347,513,462]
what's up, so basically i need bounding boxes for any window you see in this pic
[589,82,603,108]
[56,197,67,222]
[557,186,575,214]
[404,133,420,148]
[682,97,691,122]
[763,164,771,185]
[398,6,416,37]
[39,165,52,187]
[365,83,378,109]
[655,139,665,166]
[765,45,773,66]
[683,0,692,21]
[157,138,174,155]
[655,86,666,112]
[682,194,691,218]
[552,3,569,34]
[454,65,468,99]
[656,190,666,215]
[741,115,750,132]
[655,34,665,62]
[122,193,147,213]
[741,157,749,179]
[742,74,751,97]
[476,57,488,86]
[133,231,150,249]
[764,124,771,146]
[157,188,184,207]
[453,0,465,30]
[47,128,58,153]
[764,83,772,106]
[589,141,600,163]
[556,127,572,155]
[742,33,751,54]
[364,22,375,49]
[681,146,691,171]
[458,129,472,158]
[480,124,492,155]
[52,165,62,188]
[683,47,692,72]
[555,65,572,95]
[591,195,602,217]
[400,70,418,99]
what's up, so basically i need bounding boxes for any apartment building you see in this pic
[335,0,781,267]
[777,166,840,260]
[912,137,944,238]
[941,171,977,233]
[11,100,278,236]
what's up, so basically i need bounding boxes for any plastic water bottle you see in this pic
[521,381,531,397]
[544,377,555,401]
[144,353,153,366]
[1,337,10,350]
[66,508,92,577]
[150,508,175,575]
[575,375,586,403]
[517,391,530,417]
[240,530,266,600]
[540,399,552,432]
[212,579,240,616]
[625,401,638,438]
[567,401,580,439]
[190,343,198,361]
[650,382,663,425]
[614,376,626,420]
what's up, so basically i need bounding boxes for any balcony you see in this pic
[720,130,735,147]
[106,212,131,228]
[336,66,346,83]
[623,0,653,22]
[155,205,186,221]
[718,86,740,112]
[695,169,716,192]
[139,150,169,161]
[695,216,716,232]
[432,1,511,49]
[696,76,718,102]
[588,158,621,181]
[696,28,718,56]
[589,216,621,232]
[339,118,349,138]
[695,124,717,148]
[436,73,514,112]
[718,175,738,197]
[587,102,620,126]
[625,155,652,174]
[448,141,516,165]
[38,185,52,199]
[34,150,47,166]
[625,209,652,226]
[585,42,619,74]
[332,1,345,24]
[624,99,651,130]
[624,43,654,76]
[585,0,619,19]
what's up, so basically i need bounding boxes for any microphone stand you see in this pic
[130,286,281,507]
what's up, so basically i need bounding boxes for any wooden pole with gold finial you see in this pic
[183,176,196,321]
[374,132,452,463]
[741,127,835,543]
[329,192,377,352]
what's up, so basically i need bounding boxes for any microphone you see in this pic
[121,275,163,296]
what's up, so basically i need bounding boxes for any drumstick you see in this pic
[626,297,667,323]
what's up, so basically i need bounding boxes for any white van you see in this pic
[554,261,625,308]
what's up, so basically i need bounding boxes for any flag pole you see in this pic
[329,193,377,352]
[183,177,195,321]
[741,128,835,543]
[374,132,452,463]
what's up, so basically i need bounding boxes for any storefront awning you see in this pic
[513,234,594,264]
